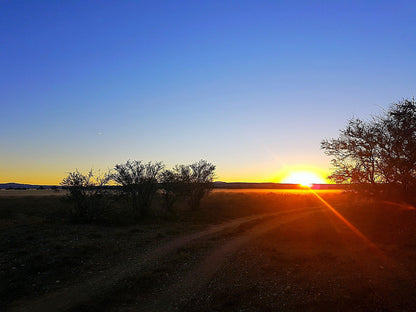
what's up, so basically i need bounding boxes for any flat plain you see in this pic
[2,189,416,311]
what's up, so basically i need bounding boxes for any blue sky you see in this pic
[1,0,415,183]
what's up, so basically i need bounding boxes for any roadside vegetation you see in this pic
[1,190,415,310]
[2,98,416,310]
[60,160,216,223]
[321,98,416,202]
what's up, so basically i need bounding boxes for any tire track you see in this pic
[139,208,319,312]
[9,208,314,312]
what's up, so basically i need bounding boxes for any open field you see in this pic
[2,190,416,311]
[0,190,68,197]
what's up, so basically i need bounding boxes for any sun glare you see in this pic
[281,171,326,187]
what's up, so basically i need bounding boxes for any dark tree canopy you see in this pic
[160,160,216,211]
[321,98,416,195]
[321,118,382,184]
[381,99,416,189]
[188,160,216,209]
[60,169,112,222]
[113,160,164,216]
[60,159,216,221]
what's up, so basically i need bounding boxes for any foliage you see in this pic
[159,168,181,213]
[380,99,416,190]
[61,159,216,219]
[187,160,216,209]
[321,98,416,197]
[321,118,382,184]
[159,160,216,211]
[113,160,164,217]
[60,169,112,222]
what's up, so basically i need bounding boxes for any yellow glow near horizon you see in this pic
[0,163,331,186]
[281,170,327,186]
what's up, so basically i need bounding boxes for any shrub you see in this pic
[113,160,164,217]
[60,169,112,222]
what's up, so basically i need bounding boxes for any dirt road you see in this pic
[139,209,317,312]
[9,198,416,312]
[9,206,317,312]
[179,201,416,312]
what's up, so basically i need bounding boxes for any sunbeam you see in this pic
[308,189,383,254]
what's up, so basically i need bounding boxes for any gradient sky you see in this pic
[1,0,416,184]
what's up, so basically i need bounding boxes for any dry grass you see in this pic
[0,189,67,197]
[2,189,416,311]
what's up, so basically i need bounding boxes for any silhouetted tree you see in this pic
[60,169,112,222]
[159,169,180,212]
[113,160,164,217]
[159,164,195,212]
[321,98,416,196]
[379,98,416,192]
[187,160,216,209]
[321,118,382,184]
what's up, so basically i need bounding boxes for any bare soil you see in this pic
[3,190,416,311]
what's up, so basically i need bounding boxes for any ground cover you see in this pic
[2,190,416,311]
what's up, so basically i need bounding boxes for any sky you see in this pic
[1,0,416,184]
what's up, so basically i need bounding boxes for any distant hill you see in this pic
[0,183,59,189]
[0,182,347,190]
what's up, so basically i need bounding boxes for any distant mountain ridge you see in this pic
[0,182,345,190]
[0,183,59,189]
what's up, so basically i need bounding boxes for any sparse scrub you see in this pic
[159,169,181,213]
[187,160,216,210]
[159,160,216,211]
[3,188,416,310]
[60,169,112,222]
[113,160,164,217]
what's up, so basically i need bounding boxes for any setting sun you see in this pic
[281,171,327,187]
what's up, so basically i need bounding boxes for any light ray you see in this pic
[308,189,383,254]
[307,188,415,280]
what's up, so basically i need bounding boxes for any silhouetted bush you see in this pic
[60,169,112,222]
[187,160,216,209]
[159,165,192,213]
[159,160,216,211]
[159,169,180,213]
[59,159,216,220]
[113,160,164,217]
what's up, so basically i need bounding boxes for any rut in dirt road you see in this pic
[138,208,320,312]
[9,208,312,312]
[176,200,416,312]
